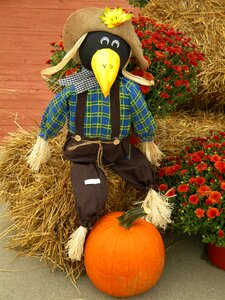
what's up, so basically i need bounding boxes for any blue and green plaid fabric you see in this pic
[39,77,156,142]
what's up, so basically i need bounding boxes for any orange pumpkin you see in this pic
[84,210,165,297]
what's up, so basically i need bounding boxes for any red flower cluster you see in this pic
[195,208,204,218]
[207,207,220,218]
[215,161,225,173]
[158,130,225,247]
[45,40,81,93]
[129,16,204,117]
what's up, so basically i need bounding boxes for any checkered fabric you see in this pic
[58,67,98,94]
[39,77,156,142]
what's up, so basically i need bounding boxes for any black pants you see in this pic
[64,135,155,228]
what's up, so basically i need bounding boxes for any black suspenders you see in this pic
[75,91,88,137]
[109,80,120,138]
[75,80,121,139]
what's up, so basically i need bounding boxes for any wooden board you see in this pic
[0,0,135,141]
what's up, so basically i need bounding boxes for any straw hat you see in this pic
[63,7,148,70]
[41,7,153,87]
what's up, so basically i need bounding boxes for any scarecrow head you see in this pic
[42,7,153,96]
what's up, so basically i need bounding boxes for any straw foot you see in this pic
[66,226,88,261]
[142,189,172,230]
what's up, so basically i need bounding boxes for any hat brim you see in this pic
[63,7,148,70]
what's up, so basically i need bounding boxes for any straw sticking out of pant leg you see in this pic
[66,226,88,261]
[142,189,172,230]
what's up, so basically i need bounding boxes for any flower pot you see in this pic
[207,243,225,270]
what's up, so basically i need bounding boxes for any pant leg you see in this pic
[111,145,156,191]
[71,162,107,228]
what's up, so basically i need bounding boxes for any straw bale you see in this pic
[0,129,144,281]
[143,0,225,111]
[155,111,225,156]
[0,110,224,282]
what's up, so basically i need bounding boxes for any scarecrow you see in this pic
[27,7,171,261]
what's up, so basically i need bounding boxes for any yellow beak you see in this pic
[91,48,120,97]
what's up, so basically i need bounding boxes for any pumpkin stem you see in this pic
[117,207,147,230]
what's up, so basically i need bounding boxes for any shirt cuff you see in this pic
[39,132,48,141]
[140,135,154,142]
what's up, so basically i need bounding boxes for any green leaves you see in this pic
[128,0,150,8]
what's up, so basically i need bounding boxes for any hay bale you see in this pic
[155,111,225,156]
[143,0,225,111]
[0,129,144,282]
[0,110,224,282]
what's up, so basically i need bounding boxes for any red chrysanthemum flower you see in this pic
[160,92,170,99]
[189,177,196,184]
[195,208,205,218]
[215,161,225,173]
[213,135,220,141]
[196,151,205,158]
[165,188,176,197]
[173,64,182,72]
[197,185,211,196]
[174,79,182,87]
[203,155,211,161]
[220,181,225,190]
[177,184,189,193]
[219,131,225,137]
[190,153,202,163]
[210,154,222,163]
[159,183,168,191]
[140,85,150,94]
[205,191,222,206]
[158,168,166,177]
[207,207,220,219]
[154,50,166,60]
[58,40,63,47]
[196,163,207,172]
[218,229,225,238]
[180,169,188,175]
[195,177,206,185]
[172,164,181,172]
[189,194,199,204]
[143,72,154,81]
[209,191,222,203]
[203,143,213,149]
[65,68,76,76]
[165,166,176,176]
[205,198,213,206]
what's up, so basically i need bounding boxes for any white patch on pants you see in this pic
[84,178,101,185]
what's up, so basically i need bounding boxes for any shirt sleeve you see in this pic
[39,87,71,140]
[129,81,156,142]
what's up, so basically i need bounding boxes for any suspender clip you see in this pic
[113,138,120,145]
[74,135,82,141]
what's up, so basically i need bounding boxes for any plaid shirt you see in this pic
[39,77,156,142]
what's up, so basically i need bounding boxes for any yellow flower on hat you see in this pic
[100,7,133,29]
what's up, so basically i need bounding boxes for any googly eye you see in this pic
[111,40,120,48]
[100,36,110,45]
